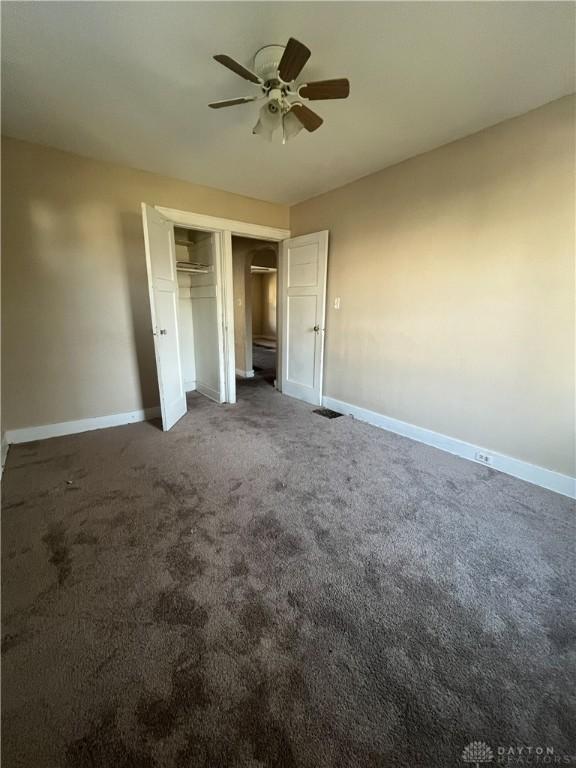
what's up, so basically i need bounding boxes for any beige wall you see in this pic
[251,272,277,339]
[259,272,277,339]
[251,247,277,341]
[291,96,575,476]
[1,137,288,431]
[251,273,264,338]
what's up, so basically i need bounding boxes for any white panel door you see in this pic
[281,231,328,405]
[141,203,187,431]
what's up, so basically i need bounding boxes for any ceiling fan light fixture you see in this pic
[282,109,304,144]
[252,118,273,142]
[253,100,282,141]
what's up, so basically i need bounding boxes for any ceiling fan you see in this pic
[209,37,350,143]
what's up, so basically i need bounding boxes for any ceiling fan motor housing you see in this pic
[253,45,286,83]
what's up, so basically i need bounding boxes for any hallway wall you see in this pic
[257,272,277,339]
[251,274,264,338]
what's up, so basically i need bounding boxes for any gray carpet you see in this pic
[251,345,276,380]
[2,379,575,767]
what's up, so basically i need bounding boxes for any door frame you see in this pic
[155,206,290,404]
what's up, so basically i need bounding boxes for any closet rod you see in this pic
[176,261,213,274]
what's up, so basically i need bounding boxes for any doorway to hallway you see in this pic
[232,236,278,395]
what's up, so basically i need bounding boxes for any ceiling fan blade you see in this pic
[209,96,258,109]
[299,78,350,100]
[290,103,323,132]
[213,54,262,84]
[278,37,311,82]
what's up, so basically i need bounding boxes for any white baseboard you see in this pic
[235,368,255,378]
[184,380,196,393]
[196,383,222,403]
[1,432,9,479]
[5,406,161,446]
[322,395,575,499]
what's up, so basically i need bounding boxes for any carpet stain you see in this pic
[154,478,186,500]
[231,555,249,577]
[1,631,29,655]
[3,500,25,510]
[176,504,200,521]
[66,709,154,768]
[251,511,304,558]
[306,516,337,556]
[173,675,298,768]
[137,662,209,741]
[42,522,71,585]
[153,588,209,628]
[10,454,73,470]
[237,680,298,768]
[239,595,274,642]
[251,510,284,540]
[545,616,576,652]
[166,542,205,583]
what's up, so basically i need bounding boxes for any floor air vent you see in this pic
[313,408,343,419]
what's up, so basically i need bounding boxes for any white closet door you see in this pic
[280,231,328,406]
[141,203,187,431]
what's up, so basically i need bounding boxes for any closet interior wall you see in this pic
[175,227,220,401]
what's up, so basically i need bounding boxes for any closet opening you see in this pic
[232,235,278,397]
[174,226,222,412]
[143,202,292,429]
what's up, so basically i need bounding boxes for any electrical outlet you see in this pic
[475,451,493,466]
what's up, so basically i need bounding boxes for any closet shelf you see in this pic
[175,239,197,247]
[176,261,213,274]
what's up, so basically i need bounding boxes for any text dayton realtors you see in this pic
[496,746,575,764]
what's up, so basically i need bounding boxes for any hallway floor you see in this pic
[2,380,574,767]
[251,344,276,382]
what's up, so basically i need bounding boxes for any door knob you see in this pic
[313,325,320,333]
[159,329,167,335]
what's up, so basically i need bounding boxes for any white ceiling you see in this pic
[2,2,574,205]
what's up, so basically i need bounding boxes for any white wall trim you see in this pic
[235,368,255,379]
[323,395,576,499]
[155,206,290,242]
[1,433,9,478]
[184,380,196,393]
[196,383,222,403]
[5,407,161,446]
[221,230,237,405]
